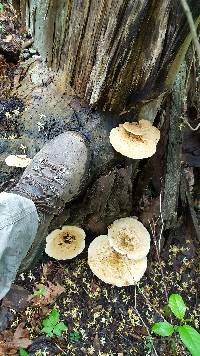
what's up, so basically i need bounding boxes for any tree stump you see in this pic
[1,0,199,266]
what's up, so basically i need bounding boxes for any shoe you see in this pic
[11,131,90,270]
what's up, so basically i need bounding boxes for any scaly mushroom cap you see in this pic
[88,235,147,287]
[109,119,160,159]
[123,119,160,142]
[5,154,32,168]
[109,125,157,159]
[45,225,85,260]
[108,217,150,260]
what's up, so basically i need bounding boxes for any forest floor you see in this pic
[0,228,199,356]
[0,3,200,356]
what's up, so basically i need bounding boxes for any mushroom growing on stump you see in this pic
[109,119,160,159]
[88,235,147,287]
[108,217,150,260]
[45,225,85,260]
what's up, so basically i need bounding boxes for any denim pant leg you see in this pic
[0,192,38,300]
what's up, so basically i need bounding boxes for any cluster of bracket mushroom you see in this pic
[87,119,160,286]
[44,218,150,288]
[88,217,150,287]
[44,119,160,287]
[109,119,160,159]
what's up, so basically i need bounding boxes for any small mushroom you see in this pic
[5,154,32,168]
[45,225,85,260]
[108,217,150,260]
[109,119,160,159]
[88,235,147,287]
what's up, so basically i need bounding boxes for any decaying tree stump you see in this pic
[18,0,200,113]
[1,0,199,266]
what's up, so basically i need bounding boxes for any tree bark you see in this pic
[19,0,200,113]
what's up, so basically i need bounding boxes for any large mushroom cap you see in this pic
[88,235,147,287]
[45,225,85,260]
[109,119,160,159]
[108,217,150,260]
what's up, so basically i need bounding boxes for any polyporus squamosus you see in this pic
[108,217,150,260]
[45,225,85,260]
[5,154,32,168]
[88,235,147,287]
[109,119,160,159]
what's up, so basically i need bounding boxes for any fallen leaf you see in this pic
[0,323,32,355]
[29,281,65,306]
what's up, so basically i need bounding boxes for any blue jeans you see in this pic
[0,192,38,299]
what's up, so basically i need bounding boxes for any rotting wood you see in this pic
[18,0,200,113]
[162,63,187,228]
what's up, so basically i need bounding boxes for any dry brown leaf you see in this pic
[0,323,32,355]
[12,323,32,348]
[30,281,65,306]
[42,262,53,278]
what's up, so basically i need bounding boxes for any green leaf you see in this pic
[53,322,67,336]
[152,321,174,337]
[0,3,4,13]
[42,318,53,328]
[162,305,171,318]
[178,325,200,356]
[168,294,186,320]
[69,331,81,342]
[48,309,60,326]
[41,326,54,337]
[33,287,46,296]
[19,348,30,356]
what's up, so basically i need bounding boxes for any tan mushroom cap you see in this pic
[5,154,32,168]
[45,225,85,260]
[109,119,160,159]
[108,217,150,260]
[109,125,157,159]
[123,119,160,142]
[88,235,147,287]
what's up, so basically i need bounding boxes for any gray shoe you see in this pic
[11,131,90,270]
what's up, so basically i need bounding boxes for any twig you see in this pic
[54,343,67,355]
[180,0,200,63]
[158,191,164,253]
[148,218,168,303]
[182,115,200,131]
[137,284,165,321]
[134,286,159,356]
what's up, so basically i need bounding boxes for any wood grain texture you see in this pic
[20,0,200,112]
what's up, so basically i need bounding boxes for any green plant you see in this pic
[33,287,46,297]
[0,3,4,12]
[152,294,200,356]
[143,336,154,355]
[41,309,67,337]
[19,348,30,356]
[69,331,81,342]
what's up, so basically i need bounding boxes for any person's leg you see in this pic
[0,192,38,299]
[0,131,89,300]
[11,131,90,271]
